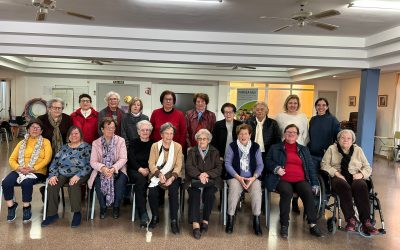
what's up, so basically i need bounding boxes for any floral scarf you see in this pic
[48,114,63,153]
[237,139,252,173]
[100,135,116,206]
[16,134,43,184]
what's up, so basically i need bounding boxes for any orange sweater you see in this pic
[9,137,53,175]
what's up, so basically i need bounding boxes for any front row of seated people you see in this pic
[2,118,379,238]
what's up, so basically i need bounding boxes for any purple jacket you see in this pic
[88,135,127,189]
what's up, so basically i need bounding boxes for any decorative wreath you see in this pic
[24,98,47,120]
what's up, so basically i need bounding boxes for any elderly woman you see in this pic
[150,90,187,149]
[148,122,183,234]
[89,117,128,219]
[70,94,99,144]
[2,119,52,223]
[321,129,378,235]
[265,124,323,238]
[121,97,149,149]
[127,120,154,228]
[185,129,222,240]
[41,126,91,228]
[185,93,216,149]
[98,91,125,136]
[225,124,263,236]
[38,98,73,154]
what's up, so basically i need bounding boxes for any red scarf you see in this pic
[105,106,124,136]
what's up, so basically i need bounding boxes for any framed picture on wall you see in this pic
[378,95,388,107]
[349,96,356,106]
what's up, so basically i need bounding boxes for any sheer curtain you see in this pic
[392,74,400,160]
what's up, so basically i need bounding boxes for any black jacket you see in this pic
[265,142,318,192]
[211,119,242,158]
[246,116,281,155]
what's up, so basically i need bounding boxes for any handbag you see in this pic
[191,179,215,188]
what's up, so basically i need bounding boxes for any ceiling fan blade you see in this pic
[310,9,340,20]
[242,66,256,70]
[66,11,95,20]
[232,65,238,70]
[43,0,54,5]
[100,60,113,63]
[273,25,292,32]
[310,21,339,31]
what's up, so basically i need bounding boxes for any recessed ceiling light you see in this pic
[333,75,338,78]
[349,1,400,10]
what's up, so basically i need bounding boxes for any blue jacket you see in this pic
[264,142,318,192]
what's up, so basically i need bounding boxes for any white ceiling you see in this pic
[0,0,400,37]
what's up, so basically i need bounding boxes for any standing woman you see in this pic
[148,123,183,234]
[150,90,187,149]
[38,98,73,154]
[2,119,52,223]
[225,124,264,236]
[127,120,154,228]
[308,98,340,164]
[98,91,125,136]
[121,97,149,149]
[70,94,99,144]
[89,117,128,219]
[41,126,92,228]
[185,93,216,149]
[185,129,222,240]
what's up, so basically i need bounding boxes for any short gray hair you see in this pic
[104,91,121,103]
[47,98,65,109]
[337,129,356,143]
[137,120,153,133]
[160,122,176,135]
[253,101,268,111]
[194,129,212,141]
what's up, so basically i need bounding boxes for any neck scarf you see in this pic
[100,135,116,206]
[337,143,354,183]
[198,145,209,160]
[255,117,265,152]
[149,140,175,188]
[81,108,92,118]
[237,139,252,172]
[48,114,63,153]
[132,112,141,117]
[17,134,43,184]
[106,107,124,134]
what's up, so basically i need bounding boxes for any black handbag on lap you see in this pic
[191,179,215,188]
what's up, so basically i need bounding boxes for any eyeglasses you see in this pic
[197,137,208,141]
[164,98,173,102]
[109,98,118,101]
[80,99,91,103]
[104,126,116,130]
[30,126,42,131]
[140,129,151,132]
[285,131,298,135]
[51,106,63,111]
[224,111,234,115]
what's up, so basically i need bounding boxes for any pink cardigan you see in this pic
[88,135,128,189]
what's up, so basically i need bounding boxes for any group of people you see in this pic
[2,90,379,240]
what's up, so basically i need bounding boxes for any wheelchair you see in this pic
[321,171,386,237]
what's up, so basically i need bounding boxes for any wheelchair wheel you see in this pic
[327,217,337,234]
[315,174,326,220]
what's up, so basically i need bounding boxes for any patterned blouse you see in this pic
[49,142,92,178]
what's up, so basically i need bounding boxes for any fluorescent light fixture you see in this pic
[349,1,400,10]
[163,0,222,2]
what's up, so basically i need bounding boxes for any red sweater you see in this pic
[70,108,99,144]
[281,142,305,183]
[150,108,187,149]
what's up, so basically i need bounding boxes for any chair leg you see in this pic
[43,179,49,221]
[223,181,227,226]
[131,185,135,222]
[61,186,66,209]
[86,185,91,221]
[0,184,3,219]
[90,187,96,220]
[265,189,271,229]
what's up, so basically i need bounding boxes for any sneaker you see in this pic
[7,202,18,223]
[41,214,59,227]
[71,212,82,228]
[22,205,32,223]
[310,225,324,237]
[362,219,379,235]
[345,217,357,232]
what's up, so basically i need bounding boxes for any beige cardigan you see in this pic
[321,143,372,179]
[148,141,183,179]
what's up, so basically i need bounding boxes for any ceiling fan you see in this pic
[216,65,257,70]
[88,59,113,65]
[267,0,340,33]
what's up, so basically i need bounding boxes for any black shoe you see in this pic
[253,216,262,236]
[41,214,59,227]
[280,225,289,238]
[200,222,208,233]
[71,212,82,228]
[310,225,324,237]
[22,205,32,223]
[113,207,120,219]
[292,197,300,214]
[193,228,201,240]
[100,207,107,219]
[7,202,18,223]
[149,216,159,228]
[140,212,149,229]
[225,215,235,234]
[171,219,180,234]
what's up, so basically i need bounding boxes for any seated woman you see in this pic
[185,129,222,240]
[2,119,52,223]
[127,120,154,228]
[148,122,183,234]
[41,126,92,228]
[225,124,263,236]
[89,117,128,219]
[265,124,323,238]
[321,129,378,235]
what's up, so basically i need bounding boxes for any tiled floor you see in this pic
[0,139,398,249]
